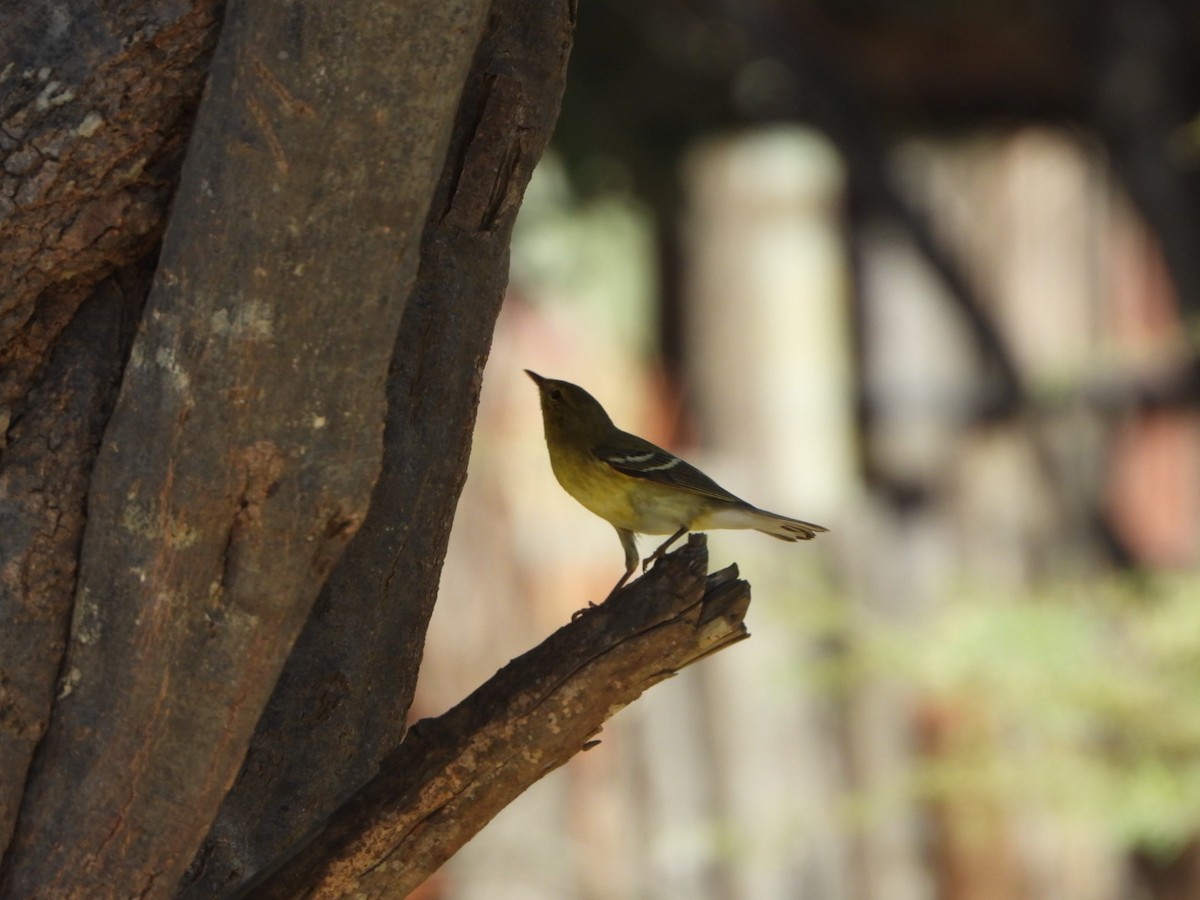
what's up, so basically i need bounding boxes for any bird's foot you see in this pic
[642,525,689,572]
[571,601,599,621]
[641,543,673,573]
[573,569,634,619]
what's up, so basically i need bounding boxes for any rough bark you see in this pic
[243,536,750,900]
[0,1,491,896]
[177,1,577,895]
[0,0,223,425]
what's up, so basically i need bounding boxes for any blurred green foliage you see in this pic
[791,575,1200,856]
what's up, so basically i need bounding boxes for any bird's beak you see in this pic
[524,370,546,388]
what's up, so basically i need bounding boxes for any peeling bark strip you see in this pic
[244,537,750,900]
[0,2,491,897]
[0,266,149,858]
[177,1,578,895]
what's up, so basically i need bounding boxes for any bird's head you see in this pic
[525,370,615,443]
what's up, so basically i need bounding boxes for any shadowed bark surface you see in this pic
[0,260,152,853]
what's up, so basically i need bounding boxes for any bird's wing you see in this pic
[593,434,744,505]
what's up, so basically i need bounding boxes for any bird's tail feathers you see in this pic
[703,505,827,541]
[755,510,827,541]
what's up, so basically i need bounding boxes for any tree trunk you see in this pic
[177,1,577,894]
[1,0,566,895]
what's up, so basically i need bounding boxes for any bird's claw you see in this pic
[641,550,667,573]
[571,601,599,621]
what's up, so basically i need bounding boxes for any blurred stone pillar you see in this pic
[683,128,855,520]
[679,128,858,900]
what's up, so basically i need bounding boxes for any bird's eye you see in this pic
[549,389,564,402]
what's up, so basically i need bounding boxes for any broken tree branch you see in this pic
[244,534,750,900]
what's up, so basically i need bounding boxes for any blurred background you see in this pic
[412,1,1200,898]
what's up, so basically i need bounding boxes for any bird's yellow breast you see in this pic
[547,443,705,535]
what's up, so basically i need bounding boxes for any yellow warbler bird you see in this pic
[527,371,827,596]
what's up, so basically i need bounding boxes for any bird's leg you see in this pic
[574,529,639,620]
[609,528,640,595]
[605,567,634,599]
[643,525,689,572]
